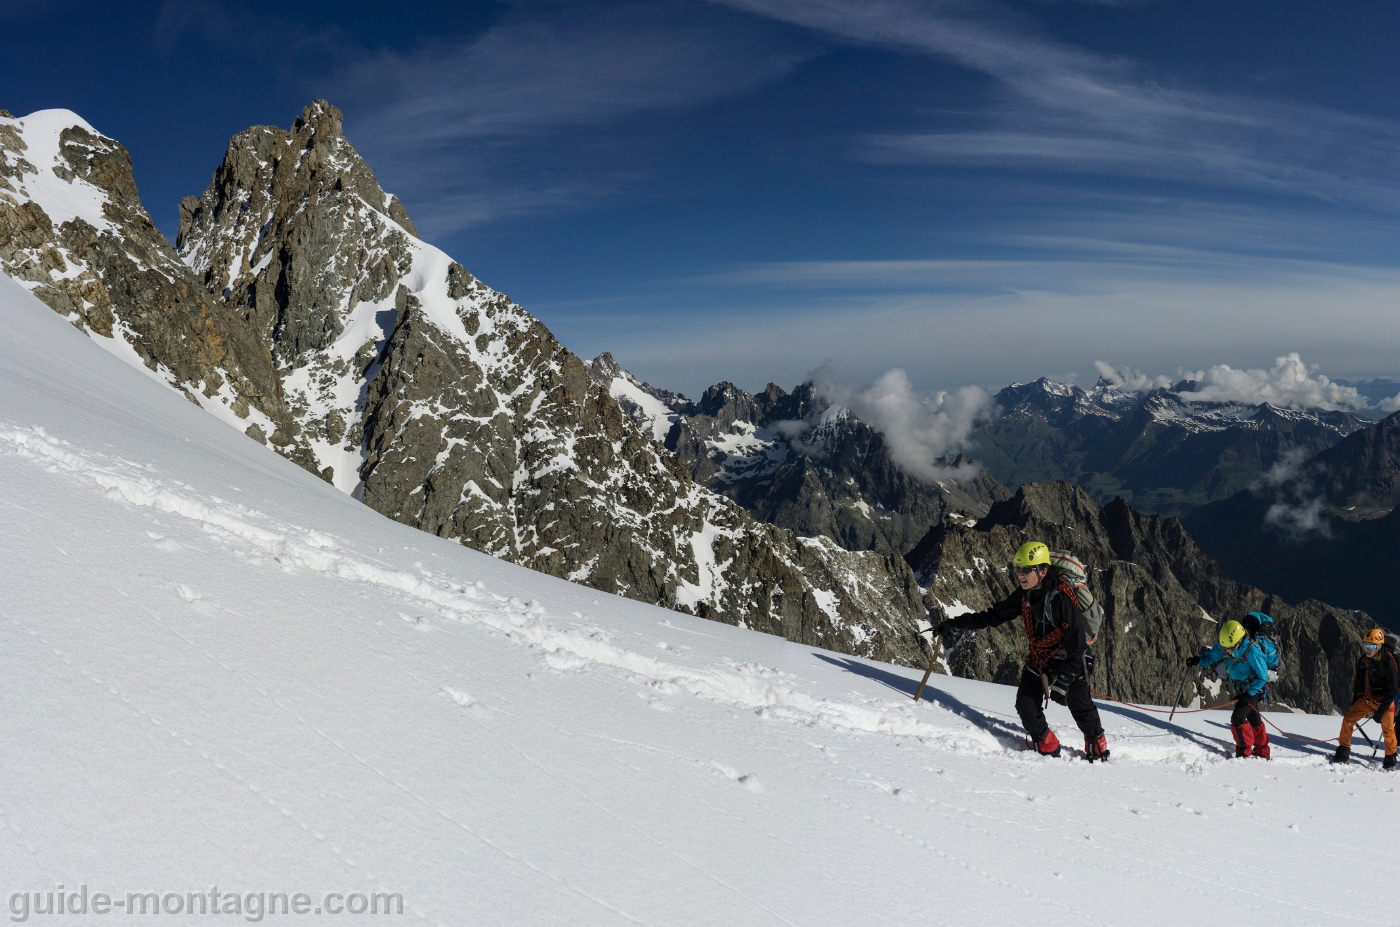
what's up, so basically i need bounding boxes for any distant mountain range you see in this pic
[966,377,1369,517]
[0,99,1380,703]
[588,354,1008,558]
[1183,410,1400,625]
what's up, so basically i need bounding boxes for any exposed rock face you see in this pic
[588,362,1009,557]
[907,482,1369,714]
[969,378,1369,516]
[0,110,308,459]
[176,101,933,666]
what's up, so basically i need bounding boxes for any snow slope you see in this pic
[1,273,1395,925]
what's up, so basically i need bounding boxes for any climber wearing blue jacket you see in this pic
[1187,619,1271,759]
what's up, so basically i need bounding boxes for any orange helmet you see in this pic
[1364,628,1386,647]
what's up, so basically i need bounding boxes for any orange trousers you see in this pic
[1339,699,1397,753]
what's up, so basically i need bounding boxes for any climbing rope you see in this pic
[1087,686,1343,744]
[1258,713,1340,745]
[1088,686,1233,715]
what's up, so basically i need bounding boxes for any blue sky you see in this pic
[6,0,1400,398]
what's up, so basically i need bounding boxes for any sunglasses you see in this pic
[1363,642,1381,651]
[1014,565,1044,576]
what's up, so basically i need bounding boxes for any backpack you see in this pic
[1242,611,1281,675]
[1387,633,1400,710]
[1048,551,1104,644]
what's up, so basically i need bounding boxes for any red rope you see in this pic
[1088,687,1343,744]
[1089,687,1234,714]
[1258,713,1340,745]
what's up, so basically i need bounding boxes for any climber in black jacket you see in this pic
[934,541,1107,761]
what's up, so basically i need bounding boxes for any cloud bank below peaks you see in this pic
[802,368,997,483]
[1095,353,1369,412]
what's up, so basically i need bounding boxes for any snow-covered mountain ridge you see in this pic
[969,376,1368,515]
[587,357,1008,558]
[2,269,1394,927]
[2,102,939,670]
[0,108,309,461]
[1,100,1379,710]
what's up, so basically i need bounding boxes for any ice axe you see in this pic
[913,634,940,703]
[913,627,955,703]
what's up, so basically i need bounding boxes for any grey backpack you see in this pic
[1048,551,1104,644]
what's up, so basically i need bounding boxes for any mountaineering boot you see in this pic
[1384,753,1396,771]
[1084,733,1109,763]
[1330,745,1350,765]
[1034,731,1062,758]
[1250,722,1270,760]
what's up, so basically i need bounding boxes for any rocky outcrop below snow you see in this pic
[587,363,1009,557]
[908,481,1370,715]
[173,101,934,666]
[970,377,1368,516]
[0,109,309,460]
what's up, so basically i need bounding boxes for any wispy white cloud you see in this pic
[558,256,1400,398]
[334,2,811,234]
[1255,448,1333,540]
[713,0,1400,207]
[809,367,996,481]
[1095,354,1370,411]
[347,5,804,141]
[1092,362,1173,393]
[774,366,995,481]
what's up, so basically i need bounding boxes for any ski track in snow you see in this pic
[0,424,1002,756]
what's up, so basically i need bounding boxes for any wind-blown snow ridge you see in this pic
[0,422,1003,752]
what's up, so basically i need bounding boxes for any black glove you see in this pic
[1048,672,1076,705]
[1186,655,1200,667]
[930,621,955,642]
[1373,706,1392,723]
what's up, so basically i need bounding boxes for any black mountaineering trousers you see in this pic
[1015,666,1104,744]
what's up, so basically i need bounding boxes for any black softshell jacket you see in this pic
[1352,649,1400,705]
[946,571,1090,676]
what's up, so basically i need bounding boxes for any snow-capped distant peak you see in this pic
[0,109,117,233]
[587,353,689,445]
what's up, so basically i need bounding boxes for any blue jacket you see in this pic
[1201,640,1270,697]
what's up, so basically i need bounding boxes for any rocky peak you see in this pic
[696,381,758,421]
[0,108,306,459]
[587,351,625,384]
[1253,402,1288,427]
[977,482,1106,534]
[659,370,1007,556]
[587,352,695,442]
[176,101,942,670]
[1307,409,1400,518]
[178,99,421,372]
[997,377,1079,408]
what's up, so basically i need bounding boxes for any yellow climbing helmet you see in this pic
[1219,620,1247,651]
[1364,628,1386,647]
[1013,541,1051,568]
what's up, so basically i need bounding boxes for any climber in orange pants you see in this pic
[1332,629,1397,769]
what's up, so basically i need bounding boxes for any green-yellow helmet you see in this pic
[1013,541,1051,568]
[1219,620,1247,651]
